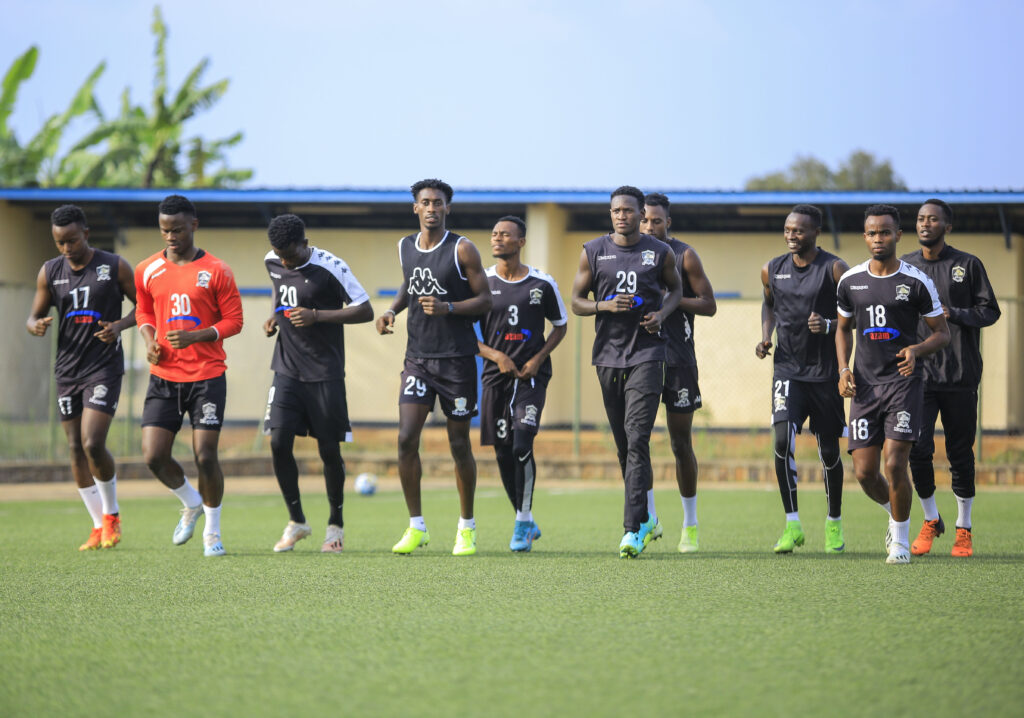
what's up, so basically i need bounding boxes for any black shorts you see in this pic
[56,370,123,420]
[399,356,478,420]
[263,373,352,442]
[480,376,548,446]
[771,376,846,438]
[142,374,227,433]
[662,365,703,414]
[847,378,924,451]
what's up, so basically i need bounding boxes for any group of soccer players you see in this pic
[27,183,999,563]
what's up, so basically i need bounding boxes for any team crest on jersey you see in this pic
[529,288,543,305]
[199,402,220,425]
[895,284,910,301]
[95,264,112,282]
[952,266,966,283]
[407,267,448,296]
[641,250,656,266]
[89,385,108,406]
[451,397,470,416]
[523,404,539,426]
[675,388,691,408]
[894,411,912,433]
[196,270,212,288]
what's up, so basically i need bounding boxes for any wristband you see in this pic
[384,309,396,317]
[826,318,831,334]
[447,302,454,315]
[839,367,851,376]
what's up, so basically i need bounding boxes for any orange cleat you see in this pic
[100,513,121,548]
[911,516,945,556]
[79,527,103,551]
[951,527,973,557]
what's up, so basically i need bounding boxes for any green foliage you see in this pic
[746,150,907,191]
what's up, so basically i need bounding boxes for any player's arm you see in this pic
[640,250,682,333]
[947,259,1001,328]
[571,248,632,315]
[678,247,716,317]
[755,262,775,358]
[26,265,54,336]
[517,324,567,380]
[807,259,849,335]
[376,280,408,335]
[166,267,243,349]
[477,341,517,375]
[95,257,138,344]
[897,314,950,377]
[291,301,374,327]
[835,313,855,397]
[420,239,492,317]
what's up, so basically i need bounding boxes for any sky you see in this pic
[2,0,1021,191]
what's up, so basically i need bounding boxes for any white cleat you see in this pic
[273,521,312,552]
[321,524,344,553]
[885,542,911,564]
[173,504,204,545]
[203,533,226,557]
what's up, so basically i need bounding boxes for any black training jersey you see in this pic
[45,249,126,382]
[399,231,479,358]
[479,265,568,386]
[768,248,842,382]
[901,244,1000,390]
[836,260,942,385]
[265,246,369,382]
[663,238,697,368]
[584,233,670,368]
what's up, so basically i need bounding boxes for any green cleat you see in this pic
[639,515,662,548]
[452,527,477,556]
[824,518,845,553]
[392,527,430,554]
[678,525,699,553]
[773,520,805,554]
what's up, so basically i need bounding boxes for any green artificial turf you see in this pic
[2,486,1022,717]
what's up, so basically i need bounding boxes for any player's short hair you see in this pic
[790,204,823,228]
[495,215,526,237]
[864,204,900,225]
[611,185,645,208]
[159,194,196,217]
[267,214,306,249]
[644,192,670,210]
[411,178,453,203]
[51,204,87,228]
[921,198,953,223]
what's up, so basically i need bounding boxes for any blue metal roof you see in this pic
[2,187,1024,205]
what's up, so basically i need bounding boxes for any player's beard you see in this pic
[918,233,944,248]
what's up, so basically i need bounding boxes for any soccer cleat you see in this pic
[392,527,430,554]
[203,534,226,557]
[773,520,805,553]
[911,516,945,556]
[100,513,121,548]
[885,541,911,564]
[529,522,542,542]
[639,515,663,548]
[173,504,204,545]
[951,527,973,557]
[79,527,103,551]
[273,521,312,552]
[619,531,642,558]
[885,525,894,553]
[824,518,845,553]
[678,525,699,553]
[452,527,477,556]
[510,520,533,552]
[321,524,344,553]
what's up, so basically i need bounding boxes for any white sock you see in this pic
[202,504,221,537]
[78,486,103,528]
[458,516,476,530]
[410,516,427,532]
[881,501,893,519]
[894,519,910,548]
[785,511,800,523]
[920,494,939,521]
[515,510,533,522]
[827,515,841,521]
[94,475,119,515]
[171,478,202,509]
[956,495,973,529]
[647,489,657,523]
[682,495,698,528]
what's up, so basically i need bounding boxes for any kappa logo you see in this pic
[529,288,543,305]
[270,272,282,279]
[96,264,112,281]
[775,274,791,279]
[407,267,448,296]
[849,285,868,290]
[641,250,656,266]
[199,402,220,425]
[451,397,470,416]
[89,385,109,406]
[894,411,912,433]
[895,284,910,301]
[196,270,212,289]
[952,266,966,283]
[523,404,539,426]
[597,254,617,261]
[675,388,691,408]
[54,279,69,285]
[774,395,786,412]
[683,316,692,343]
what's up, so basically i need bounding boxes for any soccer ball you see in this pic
[354,472,378,496]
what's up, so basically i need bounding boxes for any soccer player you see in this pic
[262,214,373,553]
[836,205,950,564]
[570,185,683,558]
[375,179,492,556]
[477,216,568,552]
[26,205,136,551]
[135,195,243,557]
[901,199,1000,557]
[641,193,717,553]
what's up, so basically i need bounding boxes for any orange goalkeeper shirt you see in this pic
[135,249,244,382]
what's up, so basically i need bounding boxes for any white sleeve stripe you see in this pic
[454,236,468,281]
[141,257,166,288]
[837,307,853,318]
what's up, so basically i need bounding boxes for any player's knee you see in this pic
[269,432,290,456]
[670,432,693,459]
[82,436,107,464]
[883,453,907,478]
[818,440,841,468]
[317,441,343,467]
[193,448,219,475]
[397,429,419,458]
[448,433,472,460]
[773,425,792,458]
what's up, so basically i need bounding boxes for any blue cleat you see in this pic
[510,520,533,552]
[203,533,226,557]
[529,522,542,542]
[619,531,642,558]
[638,514,662,548]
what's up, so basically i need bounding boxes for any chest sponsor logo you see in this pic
[895,284,910,301]
[451,396,471,417]
[89,384,109,406]
[491,289,501,295]
[597,254,616,261]
[862,327,901,342]
[675,388,692,408]
[641,250,656,266]
[96,264,111,281]
[529,288,543,305]
[501,328,532,342]
[199,402,220,425]
[952,266,966,283]
[407,267,448,296]
[775,274,791,279]
[196,270,212,289]
[894,411,912,433]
